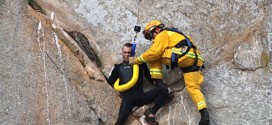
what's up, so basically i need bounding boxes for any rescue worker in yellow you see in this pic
[130,20,210,125]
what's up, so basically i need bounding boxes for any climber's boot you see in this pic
[144,115,159,125]
[144,108,159,125]
[199,108,210,125]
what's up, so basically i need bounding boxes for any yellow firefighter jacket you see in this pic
[135,30,203,68]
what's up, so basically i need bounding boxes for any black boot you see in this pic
[144,108,159,125]
[199,108,210,125]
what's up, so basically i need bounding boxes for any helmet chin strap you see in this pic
[148,32,154,41]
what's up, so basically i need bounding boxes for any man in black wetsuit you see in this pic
[107,43,168,125]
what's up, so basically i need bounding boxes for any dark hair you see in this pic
[123,43,132,48]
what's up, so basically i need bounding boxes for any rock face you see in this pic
[233,40,269,70]
[0,1,119,125]
[0,0,272,125]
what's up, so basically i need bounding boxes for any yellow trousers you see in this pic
[183,71,207,110]
[148,55,207,111]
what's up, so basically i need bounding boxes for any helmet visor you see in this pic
[143,26,156,41]
[143,31,153,41]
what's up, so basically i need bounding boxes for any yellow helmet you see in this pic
[142,20,164,40]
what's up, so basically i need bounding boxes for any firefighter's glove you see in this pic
[129,57,137,64]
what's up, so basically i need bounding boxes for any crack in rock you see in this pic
[66,31,101,67]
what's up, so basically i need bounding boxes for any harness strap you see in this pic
[176,39,192,58]
[193,47,198,66]
[181,65,200,73]
[163,28,203,71]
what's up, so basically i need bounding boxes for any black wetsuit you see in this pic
[108,62,168,125]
